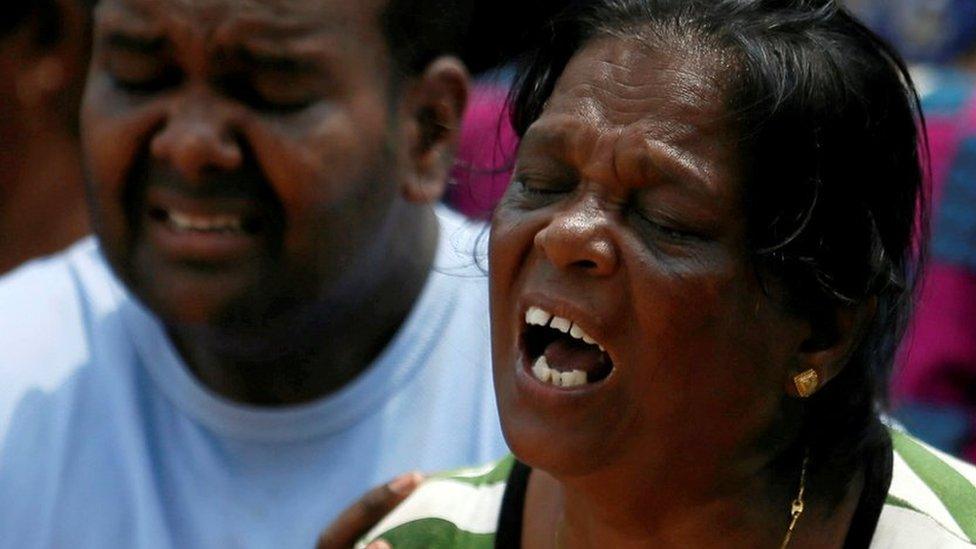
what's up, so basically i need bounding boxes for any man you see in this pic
[0,0,91,273]
[0,0,507,546]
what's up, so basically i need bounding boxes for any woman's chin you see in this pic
[499,406,619,479]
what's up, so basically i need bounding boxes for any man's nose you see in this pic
[533,195,619,277]
[150,89,243,182]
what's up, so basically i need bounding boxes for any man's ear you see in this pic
[397,56,469,204]
[787,297,877,398]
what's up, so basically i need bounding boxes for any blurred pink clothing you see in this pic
[446,82,518,219]
[893,69,976,462]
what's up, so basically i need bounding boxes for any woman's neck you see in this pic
[522,450,865,549]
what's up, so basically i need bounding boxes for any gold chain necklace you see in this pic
[780,450,810,549]
[553,450,810,549]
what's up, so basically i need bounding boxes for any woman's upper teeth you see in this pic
[524,306,604,351]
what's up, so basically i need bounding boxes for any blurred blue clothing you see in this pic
[0,207,506,548]
[847,0,976,64]
[891,67,976,462]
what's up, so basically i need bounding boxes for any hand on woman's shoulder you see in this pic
[356,456,516,549]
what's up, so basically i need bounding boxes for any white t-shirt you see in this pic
[0,207,507,548]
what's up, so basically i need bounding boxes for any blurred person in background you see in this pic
[0,0,91,274]
[848,0,976,462]
[445,67,519,220]
[444,2,571,219]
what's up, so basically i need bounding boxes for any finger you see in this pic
[366,541,392,549]
[315,472,424,549]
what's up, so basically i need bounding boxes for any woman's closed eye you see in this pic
[510,177,574,210]
[634,212,703,241]
[518,176,575,194]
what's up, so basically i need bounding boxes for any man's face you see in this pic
[82,0,403,328]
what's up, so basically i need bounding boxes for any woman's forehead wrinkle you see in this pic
[550,46,725,195]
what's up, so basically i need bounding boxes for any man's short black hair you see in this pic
[381,0,476,77]
[384,0,573,76]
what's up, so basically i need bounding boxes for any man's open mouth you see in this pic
[521,306,614,388]
[148,207,265,236]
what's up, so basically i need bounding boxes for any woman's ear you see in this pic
[397,56,469,204]
[787,297,877,398]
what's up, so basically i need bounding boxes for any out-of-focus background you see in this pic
[844,0,976,463]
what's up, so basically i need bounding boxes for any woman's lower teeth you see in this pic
[532,355,588,387]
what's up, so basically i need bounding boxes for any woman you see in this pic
[357,0,976,546]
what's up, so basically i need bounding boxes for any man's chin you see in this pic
[126,266,264,329]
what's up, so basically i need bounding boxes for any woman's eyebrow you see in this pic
[520,119,583,157]
[523,120,715,194]
[634,140,714,194]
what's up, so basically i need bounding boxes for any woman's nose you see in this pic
[533,197,619,277]
[149,90,243,182]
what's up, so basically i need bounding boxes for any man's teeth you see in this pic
[167,211,244,233]
[524,306,605,351]
[531,356,588,388]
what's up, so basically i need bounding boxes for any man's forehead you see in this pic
[96,0,387,37]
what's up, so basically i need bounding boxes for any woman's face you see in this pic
[490,36,809,482]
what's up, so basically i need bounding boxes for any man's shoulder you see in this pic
[875,429,976,547]
[434,206,489,279]
[0,238,126,430]
[0,237,121,336]
[356,456,515,549]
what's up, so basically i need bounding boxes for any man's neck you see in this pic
[169,204,441,406]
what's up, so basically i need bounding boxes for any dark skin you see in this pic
[0,0,91,274]
[489,37,868,548]
[81,0,467,404]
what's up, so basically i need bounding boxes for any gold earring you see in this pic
[794,369,819,398]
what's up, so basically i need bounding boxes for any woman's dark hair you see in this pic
[509,0,927,480]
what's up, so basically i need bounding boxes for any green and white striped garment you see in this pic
[357,457,515,548]
[358,429,976,548]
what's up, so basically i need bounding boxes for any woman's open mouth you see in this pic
[520,306,614,389]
